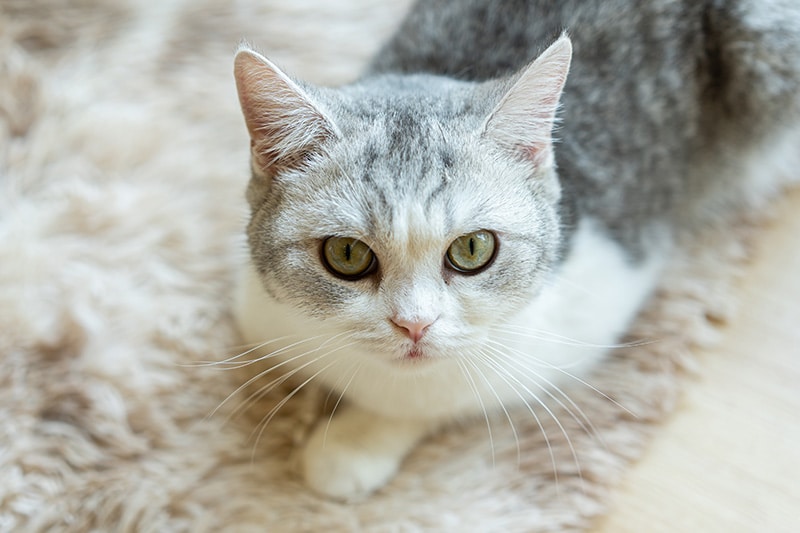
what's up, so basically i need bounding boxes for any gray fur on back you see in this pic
[369,0,800,251]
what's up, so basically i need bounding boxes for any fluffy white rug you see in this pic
[0,1,782,531]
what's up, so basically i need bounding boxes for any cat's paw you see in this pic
[300,428,401,501]
[298,406,431,501]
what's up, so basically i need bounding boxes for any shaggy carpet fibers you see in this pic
[0,1,792,531]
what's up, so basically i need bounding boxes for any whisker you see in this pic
[492,324,656,350]
[456,358,496,467]
[471,346,586,492]
[243,336,360,455]
[219,333,343,370]
[223,350,326,426]
[207,332,354,422]
[462,354,522,467]
[483,341,606,449]
[484,338,637,419]
[180,336,295,368]
[227,337,361,426]
[251,359,341,462]
[468,348,563,491]
[186,335,333,372]
[322,362,362,448]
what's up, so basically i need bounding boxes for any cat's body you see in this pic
[233,0,800,500]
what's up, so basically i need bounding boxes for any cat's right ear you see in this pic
[234,46,339,181]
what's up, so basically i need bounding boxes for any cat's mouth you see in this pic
[382,338,456,367]
[389,346,431,365]
[395,346,444,367]
[407,347,424,359]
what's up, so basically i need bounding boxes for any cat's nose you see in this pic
[391,316,436,343]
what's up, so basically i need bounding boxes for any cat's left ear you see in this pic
[234,46,339,181]
[483,35,572,169]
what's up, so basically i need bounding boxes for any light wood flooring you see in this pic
[596,187,800,532]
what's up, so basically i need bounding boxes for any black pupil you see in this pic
[469,237,475,256]
[345,243,352,261]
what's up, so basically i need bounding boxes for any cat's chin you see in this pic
[391,357,436,370]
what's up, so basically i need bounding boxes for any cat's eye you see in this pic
[446,230,497,274]
[322,236,376,280]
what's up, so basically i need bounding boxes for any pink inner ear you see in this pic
[483,36,571,165]
[234,48,338,178]
[519,143,548,164]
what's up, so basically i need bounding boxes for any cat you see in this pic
[232,0,800,501]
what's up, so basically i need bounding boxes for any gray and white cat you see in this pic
[233,0,800,501]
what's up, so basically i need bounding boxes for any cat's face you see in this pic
[235,39,572,366]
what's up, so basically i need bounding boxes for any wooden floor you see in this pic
[596,187,800,532]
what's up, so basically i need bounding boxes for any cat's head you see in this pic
[234,37,572,366]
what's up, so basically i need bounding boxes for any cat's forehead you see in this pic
[301,151,533,250]
[281,78,543,245]
[333,78,488,158]
[325,165,459,248]
[344,101,472,171]
[341,131,483,237]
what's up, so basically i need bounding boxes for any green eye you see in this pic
[446,230,497,273]
[322,237,376,280]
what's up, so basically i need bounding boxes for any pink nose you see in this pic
[391,316,435,343]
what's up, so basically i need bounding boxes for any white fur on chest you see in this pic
[235,218,667,422]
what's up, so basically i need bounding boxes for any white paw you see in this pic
[300,428,401,501]
[298,406,431,501]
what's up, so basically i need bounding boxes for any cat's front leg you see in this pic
[300,403,432,501]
